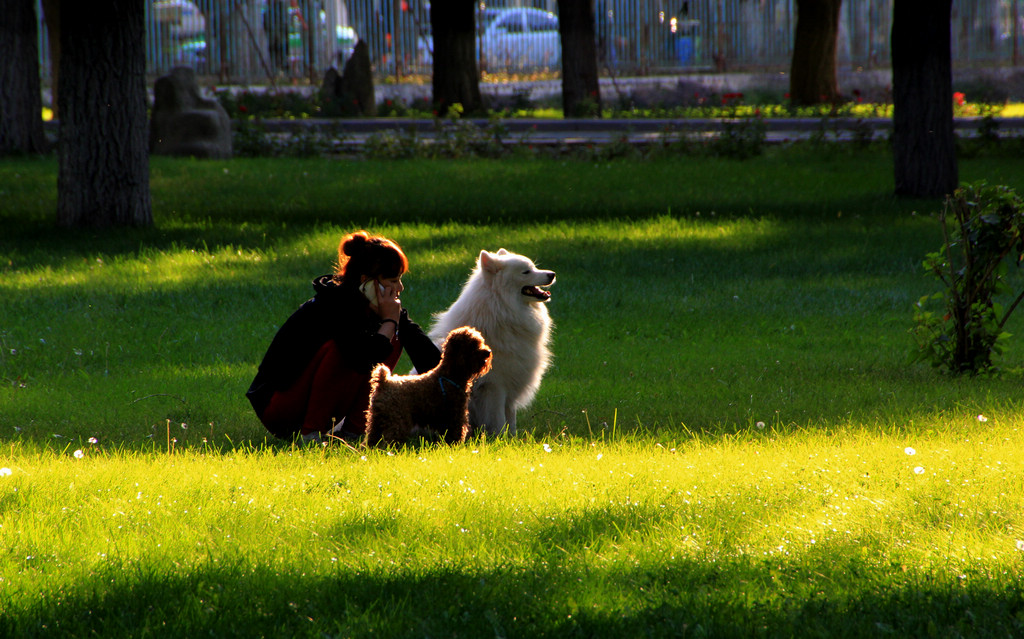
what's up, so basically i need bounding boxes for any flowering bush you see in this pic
[912,181,1024,374]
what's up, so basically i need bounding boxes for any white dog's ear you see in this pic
[479,250,503,274]
[496,248,508,256]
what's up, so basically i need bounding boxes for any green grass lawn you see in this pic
[2,149,1024,637]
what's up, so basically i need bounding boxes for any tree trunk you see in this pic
[789,0,841,106]
[430,1,483,115]
[558,0,602,118]
[892,0,958,198]
[0,0,48,154]
[56,0,151,228]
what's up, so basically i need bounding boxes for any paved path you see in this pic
[257,116,1024,146]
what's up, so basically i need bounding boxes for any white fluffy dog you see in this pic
[428,249,555,436]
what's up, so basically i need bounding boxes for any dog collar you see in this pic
[438,376,460,397]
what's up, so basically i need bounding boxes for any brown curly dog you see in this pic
[365,326,492,445]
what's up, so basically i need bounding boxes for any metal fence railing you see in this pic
[33,0,1024,87]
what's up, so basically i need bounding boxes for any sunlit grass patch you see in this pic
[2,424,1022,637]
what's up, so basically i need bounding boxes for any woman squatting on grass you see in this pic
[246,231,441,443]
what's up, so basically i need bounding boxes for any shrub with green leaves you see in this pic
[710,116,767,159]
[912,181,1024,374]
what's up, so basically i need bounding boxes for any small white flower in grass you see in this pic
[914,466,925,475]
[1016,540,1024,552]
[542,443,552,453]
[0,468,12,477]
[905,447,916,456]
[756,421,765,429]
[73,449,84,459]
[977,414,988,422]
[596,453,603,461]
[88,437,98,445]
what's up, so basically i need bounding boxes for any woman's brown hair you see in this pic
[335,231,409,287]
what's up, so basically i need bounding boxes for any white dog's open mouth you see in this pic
[522,285,552,301]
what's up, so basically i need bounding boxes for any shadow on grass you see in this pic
[4,553,1021,638]
[2,153,936,270]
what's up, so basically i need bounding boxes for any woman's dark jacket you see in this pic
[246,275,441,416]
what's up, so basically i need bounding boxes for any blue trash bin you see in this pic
[676,36,693,65]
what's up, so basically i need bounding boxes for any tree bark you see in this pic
[558,0,602,118]
[0,0,48,154]
[892,0,958,198]
[789,0,842,106]
[56,0,151,228]
[430,1,483,115]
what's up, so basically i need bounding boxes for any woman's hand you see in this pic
[376,283,402,324]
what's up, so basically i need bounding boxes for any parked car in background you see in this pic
[173,37,207,68]
[154,0,207,69]
[417,7,561,73]
[478,7,560,71]
[153,0,205,39]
